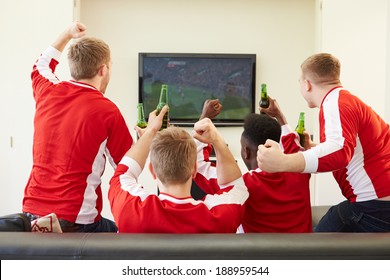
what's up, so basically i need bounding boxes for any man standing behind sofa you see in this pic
[22,22,133,232]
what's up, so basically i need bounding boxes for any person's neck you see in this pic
[76,77,101,92]
[158,178,193,198]
[315,82,342,107]
[247,158,258,171]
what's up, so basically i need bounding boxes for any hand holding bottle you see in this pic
[147,106,169,133]
[303,131,317,150]
[259,97,287,126]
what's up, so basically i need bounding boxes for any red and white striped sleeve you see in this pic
[302,89,354,173]
[31,46,62,101]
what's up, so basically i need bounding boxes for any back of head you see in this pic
[242,113,281,148]
[301,53,341,86]
[68,37,110,80]
[150,127,197,185]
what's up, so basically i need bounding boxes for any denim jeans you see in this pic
[314,200,390,232]
[74,217,118,233]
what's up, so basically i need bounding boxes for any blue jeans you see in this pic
[75,217,118,233]
[314,200,390,232]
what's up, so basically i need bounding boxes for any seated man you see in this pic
[195,98,312,232]
[109,106,249,233]
[23,22,133,232]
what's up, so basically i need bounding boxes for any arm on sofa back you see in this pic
[0,213,31,232]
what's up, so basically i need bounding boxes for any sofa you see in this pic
[0,205,389,260]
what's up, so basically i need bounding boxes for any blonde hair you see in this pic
[68,37,110,80]
[301,53,341,85]
[150,127,197,185]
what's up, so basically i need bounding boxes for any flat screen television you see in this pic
[138,53,256,126]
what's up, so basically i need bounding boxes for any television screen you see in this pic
[138,53,256,126]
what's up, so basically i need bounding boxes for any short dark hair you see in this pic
[242,113,281,148]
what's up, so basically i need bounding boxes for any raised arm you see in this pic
[193,118,241,185]
[126,106,168,169]
[32,22,87,101]
[52,22,86,52]
[199,99,223,120]
[259,96,287,126]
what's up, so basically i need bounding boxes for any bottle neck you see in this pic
[159,94,167,103]
[296,116,305,132]
[261,84,267,99]
[138,108,145,120]
[159,85,168,104]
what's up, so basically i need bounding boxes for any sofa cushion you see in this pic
[0,213,31,232]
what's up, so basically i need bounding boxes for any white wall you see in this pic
[0,0,75,215]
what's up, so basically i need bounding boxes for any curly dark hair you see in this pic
[242,113,281,148]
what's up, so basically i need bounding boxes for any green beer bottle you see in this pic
[259,83,270,109]
[156,84,169,129]
[136,103,147,129]
[295,112,305,147]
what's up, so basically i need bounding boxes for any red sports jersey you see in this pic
[23,46,133,224]
[109,157,248,233]
[302,87,390,202]
[194,126,312,233]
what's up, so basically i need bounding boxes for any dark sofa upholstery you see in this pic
[0,205,389,260]
[0,213,31,232]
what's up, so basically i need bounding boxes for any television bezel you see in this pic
[138,52,256,127]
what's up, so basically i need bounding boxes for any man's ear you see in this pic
[305,79,312,92]
[98,64,107,77]
[149,162,157,179]
[192,162,198,179]
[242,145,250,160]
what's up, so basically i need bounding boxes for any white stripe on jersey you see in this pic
[105,146,117,170]
[346,136,377,201]
[303,88,345,173]
[67,80,98,91]
[76,139,107,224]
[195,139,218,180]
[118,157,151,202]
[202,178,248,209]
[322,89,345,151]
[35,46,61,85]
[159,194,201,205]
